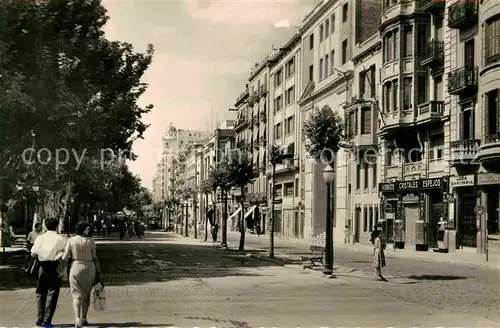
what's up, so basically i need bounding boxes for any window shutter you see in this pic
[459,110,464,139]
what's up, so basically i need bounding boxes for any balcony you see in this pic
[353,133,377,148]
[254,116,260,126]
[416,101,444,124]
[448,1,478,29]
[234,118,248,131]
[449,139,480,165]
[260,136,267,146]
[447,66,478,95]
[378,110,415,135]
[420,40,444,68]
[476,134,500,173]
[419,0,444,14]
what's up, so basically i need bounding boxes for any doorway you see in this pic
[354,207,361,243]
[487,188,499,235]
[458,195,477,247]
[404,204,419,246]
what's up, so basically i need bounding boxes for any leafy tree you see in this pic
[204,163,231,246]
[226,151,258,251]
[0,0,153,223]
[303,106,345,163]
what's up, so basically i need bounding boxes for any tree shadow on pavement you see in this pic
[57,322,173,327]
[0,240,285,291]
[407,274,468,281]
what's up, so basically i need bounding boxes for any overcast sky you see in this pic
[102,0,318,189]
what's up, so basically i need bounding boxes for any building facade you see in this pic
[267,33,304,239]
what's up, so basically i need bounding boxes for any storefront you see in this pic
[450,174,476,248]
[379,177,446,250]
[477,173,500,238]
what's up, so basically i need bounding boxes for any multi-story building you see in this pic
[445,0,500,253]
[231,58,271,232]
[343,33,381,245]
[267,32,304,239]
[297,0,380,243]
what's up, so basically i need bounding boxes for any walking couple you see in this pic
[30,218,102,328]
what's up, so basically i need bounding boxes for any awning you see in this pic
[229,207,242,220]
[244,205,257,219]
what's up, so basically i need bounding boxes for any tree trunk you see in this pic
[204,193,208,241]
[269,164,276,257]
[238,187,245,251]
[221,190,227,247]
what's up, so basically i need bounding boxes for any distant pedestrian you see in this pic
[372,230,387,281]
[344,225,350,244]
[370,226,378,245]
[25,223,43,273]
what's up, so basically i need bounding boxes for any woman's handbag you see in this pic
[93,281,106,311]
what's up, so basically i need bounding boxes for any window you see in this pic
[460,108,474,140]
[285,116,294,135]
[485,15,500,66]
[274,123,282,139]
[330,50,335,73]
[403,26,413,57]
[383,29,399,62]
[417,24,427,57]
[275,69,283,87]
[392,80,398,111]
[295,178,299,197]
[347,110,356,138]
[464,39,475,67]
[285,58,295,78]
[372,163,377,190]
[363,208,368,232]
[325,54,329,77]
[342,39,348,64]
[359,71,366,97]
[285,86,295,105]
[331,14,336,33]
[428,133,444,160]
[361,107,371,134]
[325,19,329,38]
[319,58,324,80]
[403,77,412,110]
[342,3,348,22]
[487,89,500,138]
[284,182,294,197]
[417,75,428,105]
[363,162,369,190]
[320,25,324,42]
[369,208,373,231]
[356,164,361,190]
[434,76,443,101]
[275,95,283,112]
[309,64,314,82]
[309,34,314,50]
[383,82,391,113]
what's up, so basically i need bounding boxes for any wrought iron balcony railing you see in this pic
[448,1,478,29]
[420,40,444,67]
[447,66,478,95]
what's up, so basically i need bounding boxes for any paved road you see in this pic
[0,232,498,327]
[225,231,500,323]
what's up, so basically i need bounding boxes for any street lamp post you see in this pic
[184,200,189,237]
[323,164,335,276]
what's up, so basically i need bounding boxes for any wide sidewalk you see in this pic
[1,233,498,327]
[225,230,500,270]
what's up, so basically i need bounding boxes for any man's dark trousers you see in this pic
[36,261,61,324]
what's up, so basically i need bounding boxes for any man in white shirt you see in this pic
[31,217,67,327]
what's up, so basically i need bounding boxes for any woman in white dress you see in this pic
[372,230,387,281]
[62,222,101,327]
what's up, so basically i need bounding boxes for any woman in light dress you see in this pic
[372,230,387,281]
[62,222,101,327]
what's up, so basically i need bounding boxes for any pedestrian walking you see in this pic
[370,226,378,245]
[372,230,387,281]
[61,221,102,328]
[30,217,68,327]
[25,223,43,272]
[344,225,350,244]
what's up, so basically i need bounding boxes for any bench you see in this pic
[301,245,325,267]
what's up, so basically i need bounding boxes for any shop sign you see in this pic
[477,173,500,186]
[397,180,419,191]
[402,192,419,203]
[379,182,397,192]
[450,175,475,188]
[421,178,442,190]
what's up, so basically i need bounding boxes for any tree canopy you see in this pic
[303,106,345,163]
[226,151,258,190]
[0,0,154,223]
